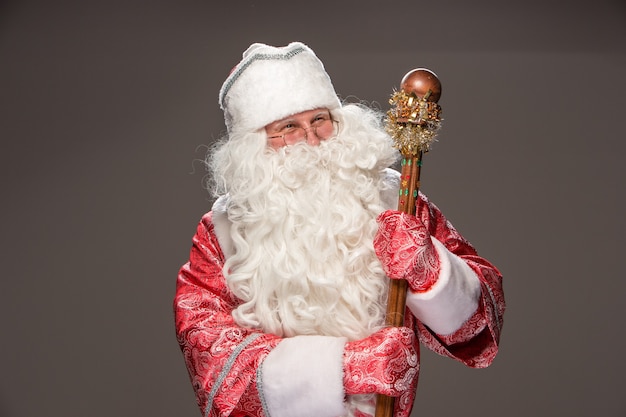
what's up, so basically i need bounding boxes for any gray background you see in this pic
[1,1,625,416]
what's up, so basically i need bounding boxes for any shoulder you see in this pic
[208,195,234,259]
[379,168,438,214]
[380,168,400,210]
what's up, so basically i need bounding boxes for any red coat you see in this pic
[174,184,505,417]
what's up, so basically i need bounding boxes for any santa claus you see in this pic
[175,42,505,417]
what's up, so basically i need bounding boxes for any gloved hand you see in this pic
[373,210,440,293]
[343,326,418,397]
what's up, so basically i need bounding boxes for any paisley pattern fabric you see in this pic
[174,192,505,417]
[410,193,504,368]
[373,210,440,293]
[343,326,418,397]
[175,213,282,416]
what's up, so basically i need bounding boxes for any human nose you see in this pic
[302,125,321,146]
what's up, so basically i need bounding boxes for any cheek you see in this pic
[267,137,285,149]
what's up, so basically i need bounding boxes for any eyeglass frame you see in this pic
[266,115,339,146]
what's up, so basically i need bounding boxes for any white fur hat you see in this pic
[219,42,341,133]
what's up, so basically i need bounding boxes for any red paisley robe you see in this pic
[174,171,505,417]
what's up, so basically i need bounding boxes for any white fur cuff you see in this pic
[405,238,481,335]
[260,335,347,417]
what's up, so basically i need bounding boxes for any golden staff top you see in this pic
[385,68,442,216]
[375,68,442,417]
[385,68,442,156]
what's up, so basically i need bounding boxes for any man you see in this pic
[175,42,505,417]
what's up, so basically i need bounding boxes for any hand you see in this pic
[373,210,440,292]
[343,327,418,397]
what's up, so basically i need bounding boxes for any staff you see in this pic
[375,68,443,417]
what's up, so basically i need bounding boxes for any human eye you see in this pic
[312,114,330,126]
[279,121,298,132]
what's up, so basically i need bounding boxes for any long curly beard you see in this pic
[211,105,398,341]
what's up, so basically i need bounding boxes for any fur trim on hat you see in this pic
[219,42,341,133]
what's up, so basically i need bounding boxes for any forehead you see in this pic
[265,108,330,128]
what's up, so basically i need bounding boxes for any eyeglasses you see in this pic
[267,115,338,146]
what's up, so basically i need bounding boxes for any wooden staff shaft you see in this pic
[375,152,423,417]
[373,67,441,417]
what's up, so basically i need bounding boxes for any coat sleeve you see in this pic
[408,193,505,368]
[174,212,282,417]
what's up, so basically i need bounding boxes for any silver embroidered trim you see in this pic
[485,284,502,333]
[219,46,306,107]
[257,361,271,417]
[204,332,263,417]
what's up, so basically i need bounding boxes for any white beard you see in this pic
[216,105,398,341]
